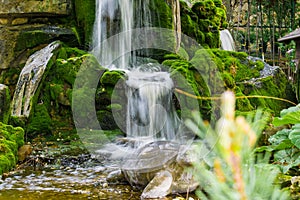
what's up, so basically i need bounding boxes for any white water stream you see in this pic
[92,0,181,141]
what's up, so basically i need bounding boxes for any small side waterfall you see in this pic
[11,41,60,117]
[220,29,235,51]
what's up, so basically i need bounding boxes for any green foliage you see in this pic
[186,92,289,200]
[273,105,300,126]
[256,104,300,173]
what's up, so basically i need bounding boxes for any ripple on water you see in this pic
[0,167,142,200]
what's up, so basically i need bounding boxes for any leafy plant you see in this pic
[186,91,289,200]
[256,104,300,173]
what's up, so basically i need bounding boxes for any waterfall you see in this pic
[220,29,235,51]
[11,41,60,117]
[92,0,133,69]
[92,0,182,142]
[126,69,179,141]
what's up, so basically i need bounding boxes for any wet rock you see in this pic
[18,144,33,162]
[12,18,28,26]
[107,169,124,183]
[141,171,172,199]
[0,18,8,25]
[0,28,19,70]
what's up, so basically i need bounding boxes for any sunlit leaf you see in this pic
[273,110,300,126]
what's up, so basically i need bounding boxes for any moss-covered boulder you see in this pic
[0,84,10,124]
[96,70,126,130]
[0,122,24,174]
[209,49,296,114]
[162,54,212,120]
[239,70,296,114]
[179,0,228,48]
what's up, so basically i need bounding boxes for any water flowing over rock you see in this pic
[93,0,151,69]
[220,29,235,51]
[126,70,179,141]
[92,0,183,142]
[11,41,60,117]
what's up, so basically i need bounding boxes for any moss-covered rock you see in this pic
[100,70,126,86]
[162,54,212,119]
[0,84,10,124]
[194,48,296,114]
[0,122,24,174]
[189,0,227,48]
[74,0,96,48]
[150,0,173,28]
[240,70,295,114]
[15,26,79,51]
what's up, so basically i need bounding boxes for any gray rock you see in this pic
[0,0,71,17]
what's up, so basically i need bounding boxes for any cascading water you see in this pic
[126,70,178,140]
[11,41,60,117]
[220,29,235,51]
[92,0,181,143]
[92,0,133,69]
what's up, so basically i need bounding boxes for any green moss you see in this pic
[213,0,223,7]
[239,71,293,115]
[205,32,216,48]
[15,30,53,51]
[0,85,10,124]
[216,7,227,29]
[74,0,96,47]
[255,60,265,71]
[0,122,24,174]
[0,155,10,174]
[100,70,125,86]
[96,110,119,130]
[149,0,173,28]
[203,48,295,114]
[189,0,226,47]
[235,87,254,112]
[222,72,235,89]
[27,104,52,136]
[162,57,211,119]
